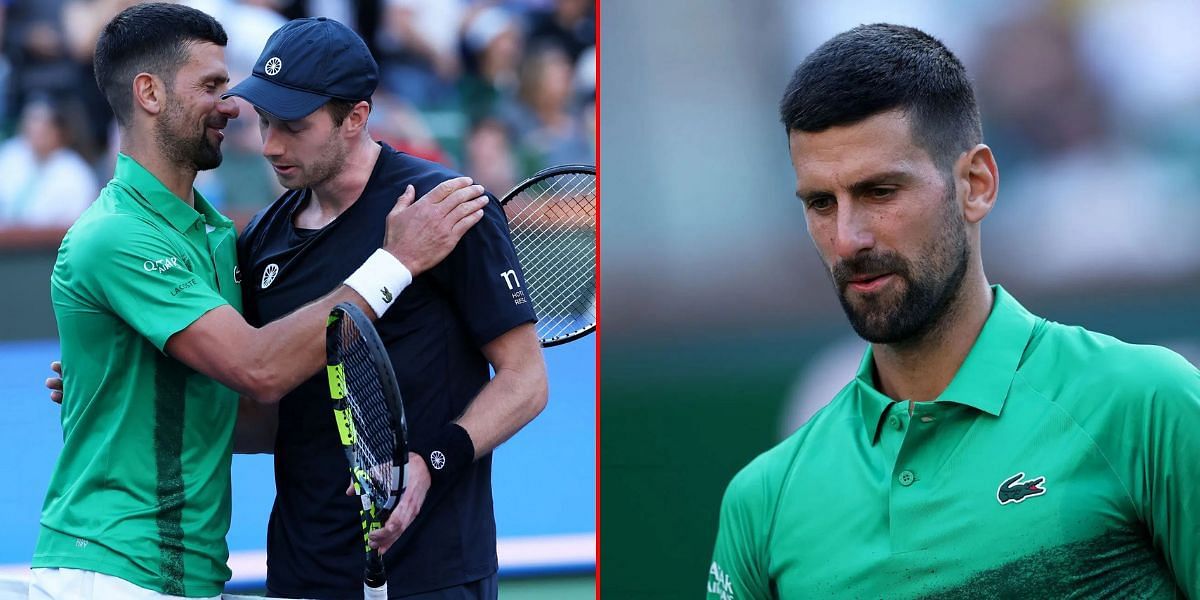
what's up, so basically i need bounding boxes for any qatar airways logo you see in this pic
[143,256,179,273]
[708,561,734,600]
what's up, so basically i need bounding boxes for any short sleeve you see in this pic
[428,192,537,347]
[708,466,773,600]
[236,211,265,326]
[1137,350,1200,595]
[67,214,230,351]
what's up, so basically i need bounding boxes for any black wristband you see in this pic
[412,423,475,487]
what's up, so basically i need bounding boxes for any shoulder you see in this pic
[1017,321,1199,442]
[722,385,856,514]
[67,194,161,253]
[1024,320,1197,398]
[386,146,463,178]
[723,443,793,514]
[378,147,472,194]
[56,201,177,290]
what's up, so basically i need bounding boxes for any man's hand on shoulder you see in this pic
[383,178,489,275]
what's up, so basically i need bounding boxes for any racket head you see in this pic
[326,302,408,516]
[499,164,597,347]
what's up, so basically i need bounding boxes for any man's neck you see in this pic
[296,138,381,229]
[870,272,994,403]
[121,138,197,207]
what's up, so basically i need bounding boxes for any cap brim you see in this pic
[223,74,330,121]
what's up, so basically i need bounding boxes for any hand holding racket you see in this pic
[499,164,597,347]
[362,451,429,554]
[326,303,409,599]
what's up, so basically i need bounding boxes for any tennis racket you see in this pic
[326,302,408,600]
[499,164,597,347]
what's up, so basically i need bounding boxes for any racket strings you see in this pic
[513,225,594,337]
[336,319,396,508]
[503,172,596,342]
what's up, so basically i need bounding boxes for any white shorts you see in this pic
[28,568,221,600]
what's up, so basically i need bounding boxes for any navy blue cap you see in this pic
[224,17,378,120]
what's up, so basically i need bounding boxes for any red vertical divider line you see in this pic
[592,0,603,597]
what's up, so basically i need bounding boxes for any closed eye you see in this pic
[869,187,896,199]
[804,195,836,214]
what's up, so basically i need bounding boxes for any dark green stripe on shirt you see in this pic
[155,353,187,595]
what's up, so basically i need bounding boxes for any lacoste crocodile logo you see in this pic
[997,472,1046,505]
[381,287,393,303]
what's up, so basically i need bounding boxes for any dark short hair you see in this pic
[94,2,227,127]
[779,23,982,171]
[325,98,372,128]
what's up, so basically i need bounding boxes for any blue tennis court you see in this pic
[0,336,595,588]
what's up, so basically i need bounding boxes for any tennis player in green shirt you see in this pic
[32,4,487,598]
[708,24,1199,599]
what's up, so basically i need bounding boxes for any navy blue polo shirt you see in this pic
[237,143,536,598]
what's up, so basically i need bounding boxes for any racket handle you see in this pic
[364,582,388,600]
[365,549,388,595]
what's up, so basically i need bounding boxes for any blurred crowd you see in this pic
[0,0,595,229]
[600,0,1200,334]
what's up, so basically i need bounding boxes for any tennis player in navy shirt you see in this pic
[226,18,548,599]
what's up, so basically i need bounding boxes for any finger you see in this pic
[51,361,61,374]
[451,209,486,237]
[447,196,489,223]
[377,526,402,554]
[50,391,63,404]
[388,498,416,536]
[345,481,355,496]
[368,510,405,549]
[436,185,486,215]
[45,377,60,391]
[390,185,416,211]
[424,177,473,205]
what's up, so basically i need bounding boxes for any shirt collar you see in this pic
[113,153,230,234]
[854,285,1039,444]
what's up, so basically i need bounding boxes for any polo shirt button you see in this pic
[888,415,902,430]
[898,470,916,486]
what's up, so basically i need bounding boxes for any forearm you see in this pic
[168,286,377,404]
[245,286,373,401]
[455,361,548,459]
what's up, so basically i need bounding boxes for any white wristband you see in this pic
[344,249,413,318]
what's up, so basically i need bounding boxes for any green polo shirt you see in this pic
[708,286,1199,599]
[35,154,242,597]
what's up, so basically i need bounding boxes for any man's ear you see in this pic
[132,72,167,117]
[957,143,998,224]
[342,100,371,134]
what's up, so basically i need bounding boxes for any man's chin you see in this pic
[193,157,222,171]
[192,139,224,171]
[195,153,222,171]
[838,290,909,344]
[272,173,306,190]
